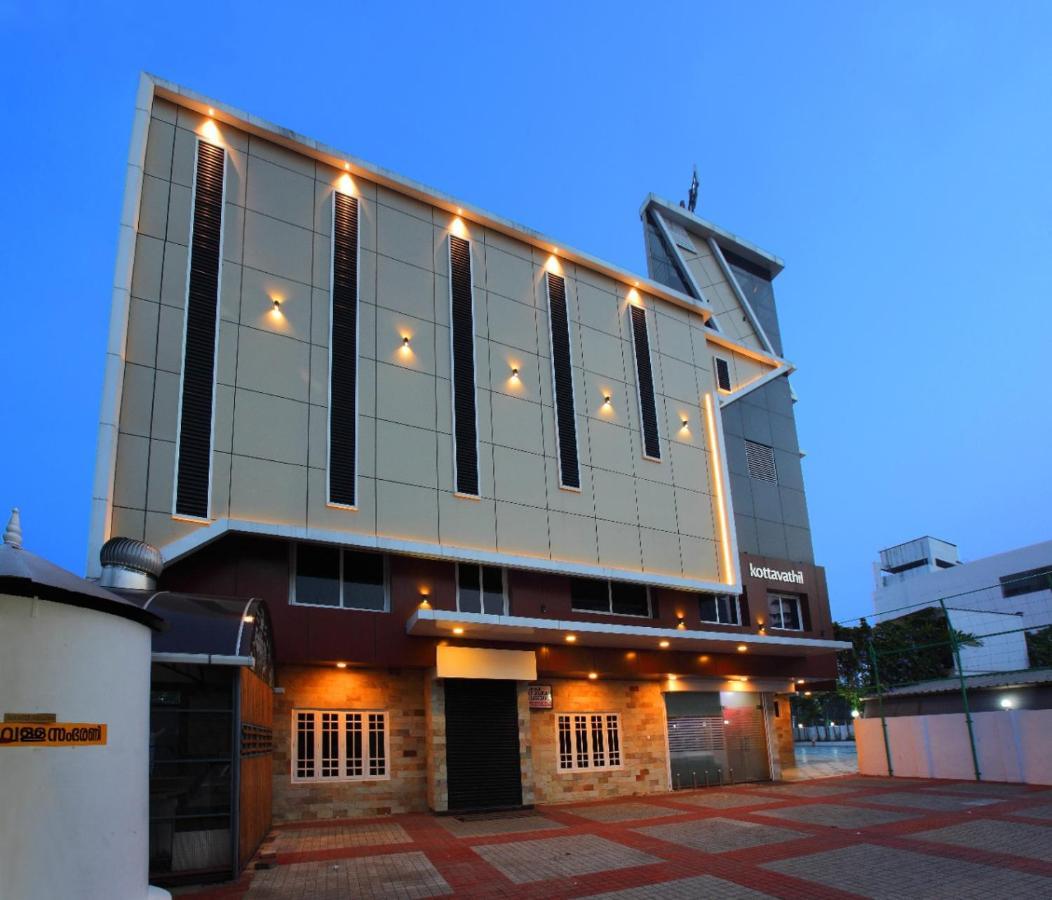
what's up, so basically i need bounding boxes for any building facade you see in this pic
[89,74,844,825]
[873,536,1052,673]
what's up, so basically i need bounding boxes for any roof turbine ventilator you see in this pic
[99,536,164,591]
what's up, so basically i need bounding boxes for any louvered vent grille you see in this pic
[629,305,661,460]
[745,440,778,482]
[545,273,580,489]
[175,141,225,519]
[714,356,732,392]
[449,236,479,496]
[329,192,360,506]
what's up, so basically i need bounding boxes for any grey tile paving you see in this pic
[831,777,935,789]
[754,802,919,829]
[579,873,775,899]
[268,821,412,854]
[670,791,774,809]
[747,782,861,798]
[245,851,451,899]
[472,834,661,884]
[563,801,686,823]
[637,816,806,853]
[860,791,1000,812]
[436,813,565,838]
[922,781,1037,797]
[763,842,1052,899]
[909,818,1052,861]
[1012,803,1052,821]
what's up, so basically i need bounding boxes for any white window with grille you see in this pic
[292,710,389,782]
[556,713,622,772]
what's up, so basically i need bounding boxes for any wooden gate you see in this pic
[238,668,273,870]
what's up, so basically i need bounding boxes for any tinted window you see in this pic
[611,582,649,617]
[344,551,385,611]
[768,592,802,630]
[570,578,609,613]
[699,593,739,625]
[295,544,340,606]
[481,566,505,615]
[458,564,481,613]
[458,565,505,614]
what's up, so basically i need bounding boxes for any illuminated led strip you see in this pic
[703,392,734,584]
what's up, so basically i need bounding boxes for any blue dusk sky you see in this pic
[1,2,1049,622]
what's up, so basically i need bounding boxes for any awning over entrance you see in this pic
[408,608,849,657]
[114,590,271,672]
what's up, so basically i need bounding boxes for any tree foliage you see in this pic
[1025,624,1052,669]
[833,607,980,695]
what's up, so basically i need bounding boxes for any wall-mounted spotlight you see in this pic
[676,617,686,630]
[681,418,690,430]
[452,626,464,635]
[737,644,748,653]
[402,336,410,348]
[511,367,519,379]
[1000,697,1014,709]
[336,662,348,669]
[565,634,577,643]
[603,395,612,406]
[659,640,670,649]
[587,671,598,680]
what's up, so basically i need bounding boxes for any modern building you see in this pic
[88,73,845,840]
[873,536,1052,673]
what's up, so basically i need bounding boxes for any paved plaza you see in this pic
[177,776,1052,898]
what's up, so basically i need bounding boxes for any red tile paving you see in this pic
[174,776,1052,899]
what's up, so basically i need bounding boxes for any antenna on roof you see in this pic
[687,165,699,213]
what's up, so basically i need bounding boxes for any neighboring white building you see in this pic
[872,537,1052,674]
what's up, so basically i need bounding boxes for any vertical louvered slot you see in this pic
[174,140,225,519]
[545,272,580,489]
[448,235,479,496]
[714,356,732,392]
[629,305,661,460]
[329,192,360,507]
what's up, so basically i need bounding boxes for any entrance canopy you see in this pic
[408,608,849,657]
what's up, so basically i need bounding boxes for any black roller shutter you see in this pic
[545,273,580,488]
[175,140,225,519]
[629,305,661,460]
[448,235,479,496]
[445,679,523,812]
[329,192,359,507]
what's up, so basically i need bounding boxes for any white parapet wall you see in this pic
[0,593,155,899]
[856,710,1052,784]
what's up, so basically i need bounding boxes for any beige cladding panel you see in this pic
[116,96,736,587]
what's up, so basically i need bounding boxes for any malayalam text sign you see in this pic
[0,723,107,747]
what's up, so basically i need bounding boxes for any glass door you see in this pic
[720,691,770,783]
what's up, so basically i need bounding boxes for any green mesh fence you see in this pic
[825,569,1052,780]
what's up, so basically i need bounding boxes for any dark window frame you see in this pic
[699,593,741,626]
[767,591,804,631]
[570,577,652,618]
[289,543,389,612]
[455,563,508,615]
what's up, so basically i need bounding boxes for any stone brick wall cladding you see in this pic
[530,679,669,804]
[424,672,447,812]
[273,665,428,822]
[773,693,797,769]
[516,683,536,806]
